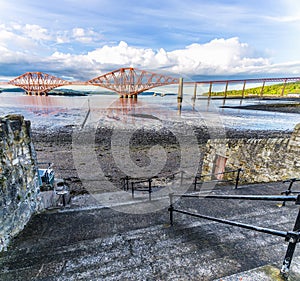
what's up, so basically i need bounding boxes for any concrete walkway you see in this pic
[0,182,300,280]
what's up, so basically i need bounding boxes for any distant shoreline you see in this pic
[221,102,300,114]
[203,81,300,97]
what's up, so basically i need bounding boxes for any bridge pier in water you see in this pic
[26,91,48,96]
[119,94,138,99]
[192,83,197,110]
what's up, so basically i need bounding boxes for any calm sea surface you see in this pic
[0,90,299,132]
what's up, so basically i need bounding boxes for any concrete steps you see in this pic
[1,183,300,280]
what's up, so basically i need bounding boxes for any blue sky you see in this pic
[0,0,300,80]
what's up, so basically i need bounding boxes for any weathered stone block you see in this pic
[202,124,300,184]
[0,115,42,252]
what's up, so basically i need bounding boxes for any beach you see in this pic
[0,92,298,196]
[31,120,293,197]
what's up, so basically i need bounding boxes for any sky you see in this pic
[0,0,300,81]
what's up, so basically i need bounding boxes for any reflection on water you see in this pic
[0,91,299,131]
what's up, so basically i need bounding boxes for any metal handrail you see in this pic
[121,170,185,191]
[171,208,291,238]
[194,168,243,190]
[168,192,300,278]
[281,178,300,206]
[195,168,242,178]
[172,193,300,202]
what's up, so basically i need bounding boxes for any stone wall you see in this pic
[202,124,300,183]
[0,115,41,252]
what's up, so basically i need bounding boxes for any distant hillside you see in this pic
[0,88,25,92]
[206,81,300,97]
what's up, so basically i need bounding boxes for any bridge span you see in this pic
[2,68,179,97]
[1,67,300,98]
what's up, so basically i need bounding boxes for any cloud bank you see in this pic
[0,23,300,81]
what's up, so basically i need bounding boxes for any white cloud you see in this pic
[45,38,300,79]
[0,22,104,52]
[0,45,28,63]
[0,26,43,60]
[87,41,157,66]
[0,23,52,55]
[84,38,271,77]
[23,24,52,41]
[71,27,103,44]
[73,28,85,37]
[1,35,300,80]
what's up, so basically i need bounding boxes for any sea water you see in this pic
[0,90,299,132]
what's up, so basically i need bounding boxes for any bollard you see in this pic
[192,83,197,110]
[177,78,183,115]
[193,83,197,100]
[281,79,287,97]
[260,81,265,97]
[208,81,213,98]
[242,81,246,99]
[224,81,229,99]
[180,171,184,186]
[177,77,183,103]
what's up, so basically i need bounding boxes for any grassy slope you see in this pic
[207,81,300,97]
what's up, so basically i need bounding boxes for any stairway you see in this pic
[0,182,299,280]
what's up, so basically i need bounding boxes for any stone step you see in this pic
[213,256,300,281]
[1,183,300,280]
[1,212,299,281]
[0,201,294,267]
[1,236,291,281]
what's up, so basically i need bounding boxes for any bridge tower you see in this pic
[9,72,70,96]
[88,67,179,97]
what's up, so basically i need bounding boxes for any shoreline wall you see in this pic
[201,124,300,183]
[0,115,42,252]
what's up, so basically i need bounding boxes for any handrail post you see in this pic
[126,176,129,191]
[288,178,296,193]
[131,182,134,199]
[62,193,66,207]
[168,193,174,226]
[280,208,300,278]
[123,176,129,191]
[282,178,297,206]
[149,179,152,201]
[235,168,242,189]
[123,177,126,190]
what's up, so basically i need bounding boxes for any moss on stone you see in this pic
[260,265,300,281]
[260,265,290,281]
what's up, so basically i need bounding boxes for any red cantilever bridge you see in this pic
[1,67,300,97]
[1,68,179,97]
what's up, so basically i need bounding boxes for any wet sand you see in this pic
[31,124,291,196]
